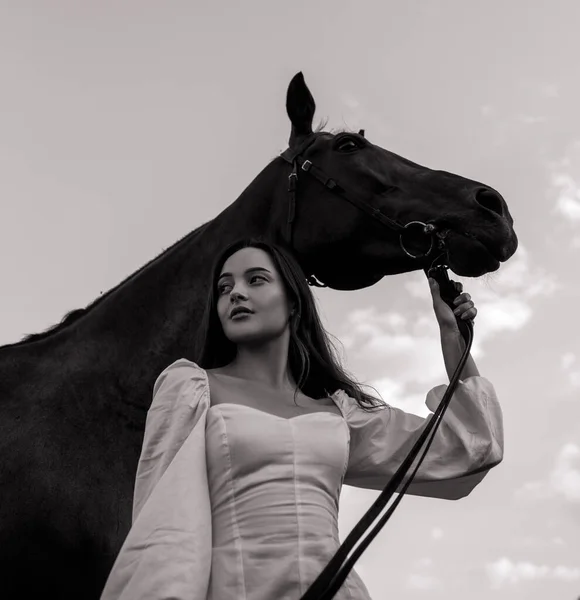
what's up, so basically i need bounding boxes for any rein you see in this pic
[279,134,474,600]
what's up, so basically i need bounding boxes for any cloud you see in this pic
[365,374,432,417]
[406,243,558,302]
[484,244,559,298]
[406,573,441,590]
[404,243,557,347]
[485,557,580,588]
[562,352,576,370]
[561,352,580,388]
[551,443,580,502]
[476,298,531,334]
[516,442,580,504]
[516,114,551,125]
[406,557,442,590]
[338,303,444,415]
[340,311,448,416]
[551,172,580,221]
[515,535,566,549]
[549,140,580,244]
[541,83,559,98]
[430,527,443,540]
[416,557,433,568]
[339,244,558,413]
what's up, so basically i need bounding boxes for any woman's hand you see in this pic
[428,277,477,335]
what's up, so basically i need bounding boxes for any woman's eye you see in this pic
[218,275,266,294]
[336,137,360,152]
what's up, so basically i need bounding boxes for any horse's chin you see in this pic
[445,233,502,277]
[308,233,504,288]
[447,257,500,277]
[308,270,384,291]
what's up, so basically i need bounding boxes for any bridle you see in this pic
[280,132,475,600]
[279,132,450,283]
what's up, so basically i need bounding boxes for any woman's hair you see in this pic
[191,237,387,412]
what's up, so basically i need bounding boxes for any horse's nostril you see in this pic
[476,189,504,217]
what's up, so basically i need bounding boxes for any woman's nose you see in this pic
[230,290,247,300]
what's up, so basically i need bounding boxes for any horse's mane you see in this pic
[3,222,211,349]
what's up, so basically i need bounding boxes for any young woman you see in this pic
[101,238,503,600]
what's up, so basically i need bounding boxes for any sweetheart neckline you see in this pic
[208,402,344,421]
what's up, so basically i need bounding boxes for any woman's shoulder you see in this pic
[161,357,203,372]
[155,358,206,388]
[151,358,209,410]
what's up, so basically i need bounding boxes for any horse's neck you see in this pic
[1,160,288,374]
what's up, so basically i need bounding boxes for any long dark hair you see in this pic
[191,237,386,412]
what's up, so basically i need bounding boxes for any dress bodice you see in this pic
[205,401,371,600]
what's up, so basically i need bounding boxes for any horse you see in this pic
[0,72,517,600]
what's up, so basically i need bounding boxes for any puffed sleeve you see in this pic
[132,358,208,522]
[339,375,503,500]
[100,358,212,600]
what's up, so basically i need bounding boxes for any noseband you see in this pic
[280,133,475,600]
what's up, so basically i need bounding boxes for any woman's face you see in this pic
[216,247,294,345]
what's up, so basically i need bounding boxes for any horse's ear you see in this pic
[286,72,315,147]
[358,129,365,138]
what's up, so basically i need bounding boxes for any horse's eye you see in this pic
[336,137,360,152]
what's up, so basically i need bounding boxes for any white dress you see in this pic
[99,359,504,600]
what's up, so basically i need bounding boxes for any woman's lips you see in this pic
[231,311,253,320]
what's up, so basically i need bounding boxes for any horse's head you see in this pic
[279,72,518,290]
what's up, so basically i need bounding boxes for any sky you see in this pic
[1,1,579,599]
